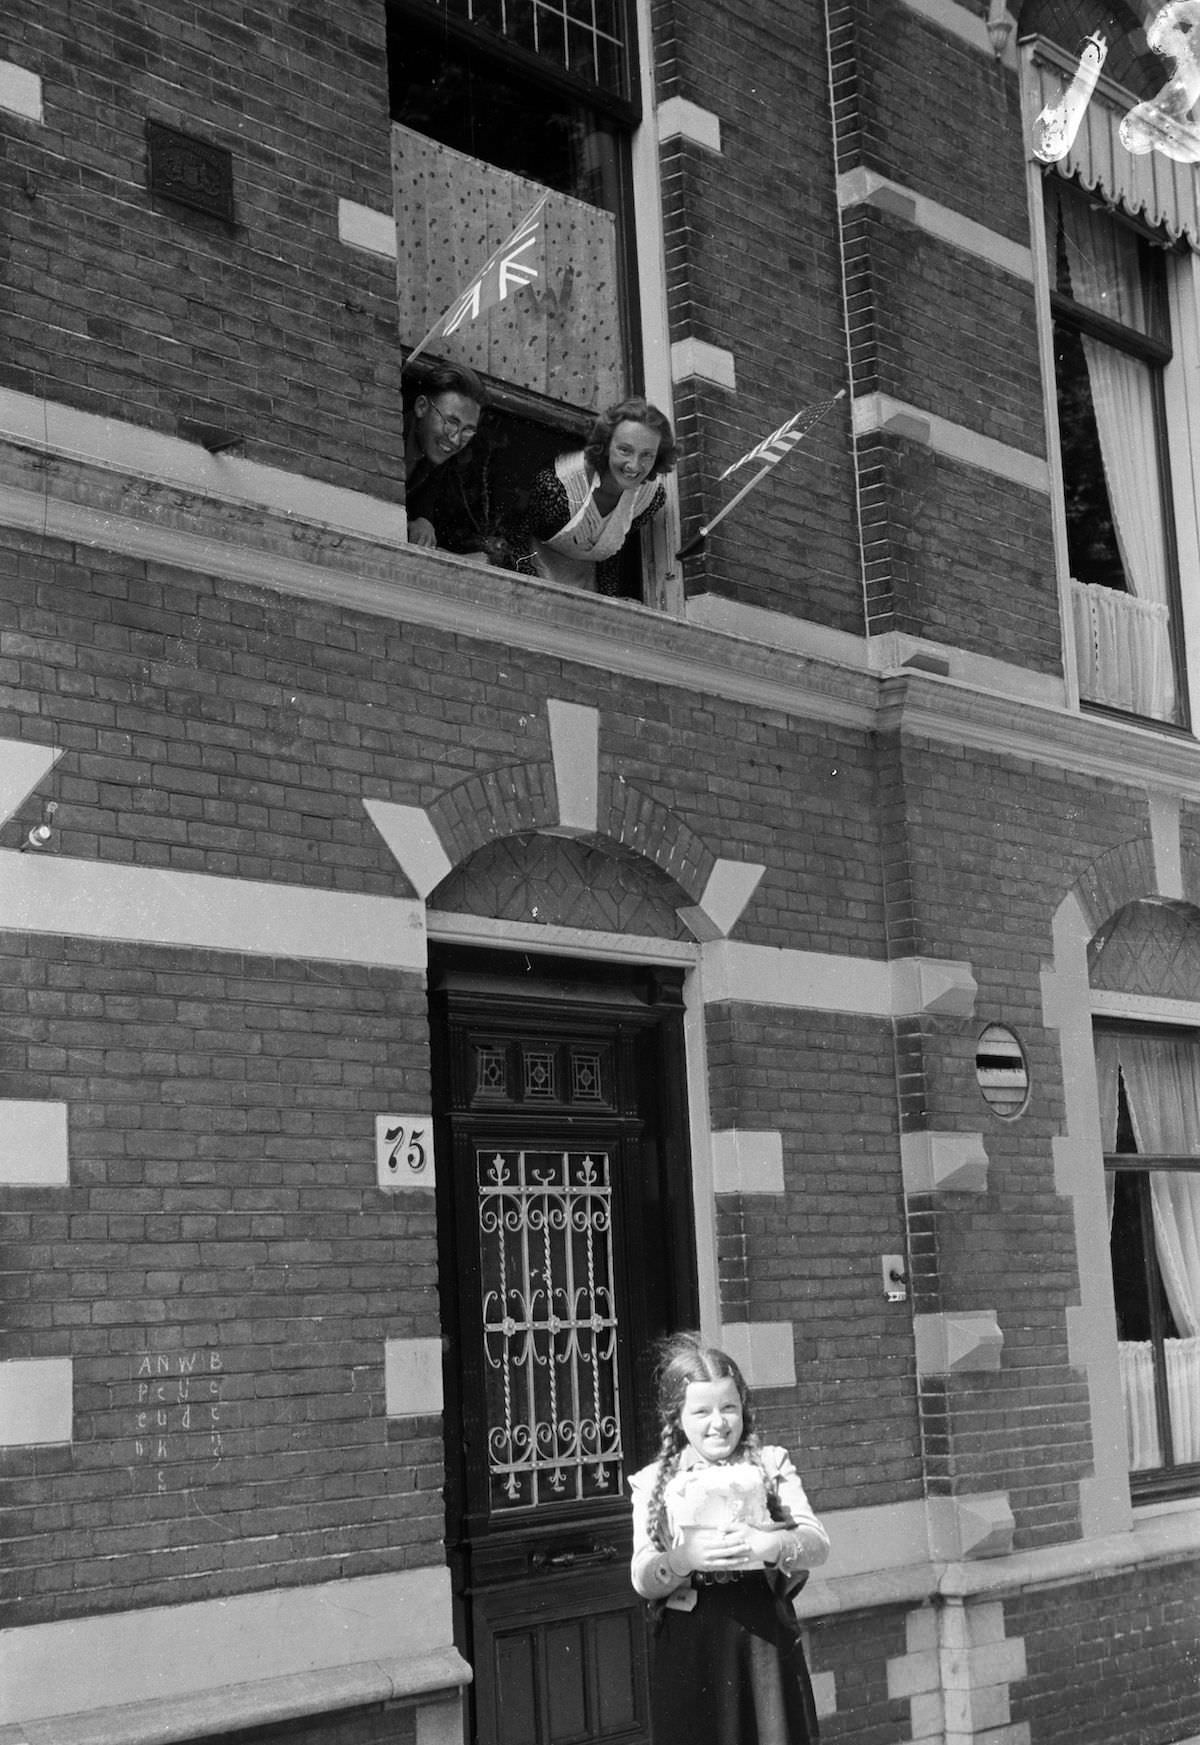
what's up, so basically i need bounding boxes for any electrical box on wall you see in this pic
[376,1115,436,1191]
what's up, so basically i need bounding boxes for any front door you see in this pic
[429,949,697,1745]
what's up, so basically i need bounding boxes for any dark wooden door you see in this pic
[429,950,697,1745]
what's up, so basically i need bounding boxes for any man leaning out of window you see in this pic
[403,362,494,563]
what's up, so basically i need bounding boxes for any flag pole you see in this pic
[677,462,776,559]
[677,388,846,560]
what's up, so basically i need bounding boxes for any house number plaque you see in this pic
[375,1115,436,1191]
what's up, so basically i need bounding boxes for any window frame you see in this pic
[387,0,682,605]
[1096,1018,1200,1502]
[1023,34,1200,735]
[387,0,646,406]
[1042,178,1191,732]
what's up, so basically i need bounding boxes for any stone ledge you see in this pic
[0,445,877,737]
[797,1500,1200,1619]
[0,1650,471,1745]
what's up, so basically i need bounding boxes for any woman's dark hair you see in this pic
[584,396,678,477]
[410,360,488,409]
[642,1334,760,1551]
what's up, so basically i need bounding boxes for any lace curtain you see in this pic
[1057,195,1176,721]
[1096,1032,1200,1467]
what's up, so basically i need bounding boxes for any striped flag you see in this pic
[719,396,844,480]
[677,389,845,560]
[406,194,548,368]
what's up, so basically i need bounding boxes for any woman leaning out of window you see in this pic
[512,396,678,594]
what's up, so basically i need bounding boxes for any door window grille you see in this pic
[479,1147,623,1510]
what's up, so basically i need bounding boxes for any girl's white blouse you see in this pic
[628,1446,830,1600]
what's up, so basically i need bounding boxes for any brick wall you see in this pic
[825,0,1065,672]
[2,3,403,499]
[651,0,863,625]
[1008,1563,1200,1744]
[0,934,438,1625]
[884,727,1156,1546]
[828,0,1030,243]
[706,1003,920,1508]
[815,1606,911,1745]
[1,527,883,919]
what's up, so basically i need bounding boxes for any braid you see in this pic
[639,1332,760,1549]
[646,1426,682,1551]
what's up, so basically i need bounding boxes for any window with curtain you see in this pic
[1046,183,1186,727]
[1095,1027,1200,1495]
[388,0,652,597]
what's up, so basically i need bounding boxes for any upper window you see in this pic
[1046,183,1186,727]
[387,0,647,593]
[1095,1025,1200,1497]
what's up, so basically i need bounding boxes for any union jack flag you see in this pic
[719,395,844,480]
[406,195,548,366]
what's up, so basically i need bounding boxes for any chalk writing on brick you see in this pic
[131,1350,224,1493]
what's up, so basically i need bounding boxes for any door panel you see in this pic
[474,1564,649,1745]
[430,952,695,1745]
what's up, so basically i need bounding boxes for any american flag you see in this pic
[407,195,548,366]
[719,395,845,480]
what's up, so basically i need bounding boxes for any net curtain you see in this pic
[1095,1031,1200,1466]
[1058,194,1176,721]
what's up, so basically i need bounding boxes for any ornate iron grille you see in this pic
[478,1148,623,1510]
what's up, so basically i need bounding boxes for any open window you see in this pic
[387,0,650,598]
[1023,5,1200,730]
[1046,184,1186,726]
[1095,1026,1200,1498]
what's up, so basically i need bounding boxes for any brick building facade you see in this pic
[2,2,1200,1743]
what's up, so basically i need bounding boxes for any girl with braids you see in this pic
[628,1335,829,1745]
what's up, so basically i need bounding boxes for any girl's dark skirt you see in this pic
[650,1575,818,1745]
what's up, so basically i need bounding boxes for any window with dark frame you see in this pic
[1097,1025,1200,1497]
[1046,181,1187,727]
[388,0,649,598]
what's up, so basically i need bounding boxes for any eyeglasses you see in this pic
[427,402,479,445]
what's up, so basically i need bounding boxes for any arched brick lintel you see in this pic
[1067,834,1160,937]
[424,760,719,912]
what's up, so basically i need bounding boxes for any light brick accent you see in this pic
[0,58,43,121]
[710,1129,785,1194]
[0,1100,69,1186]
[337,197,398,260]
[0,849,425,969]
[811,1668,838,1720]
[719,1321,796,1388]
[913,1311,1004,1374]
[926,1493,1015,1561]
[385,1338,444,1418]
[1149,790,1184,898]
[901,1131,989,1194]
[852,393,1051,493]
[836,167,1033,281]
[364,799,454,898]
[547,698,600,833]
[890,955,978,1018]
[670,337,737,390]
[678,856,765,940]
[657,95,723,151]
[0,737,60,825]
[888,1600,1028,1743]
[0,1357,73,1446]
